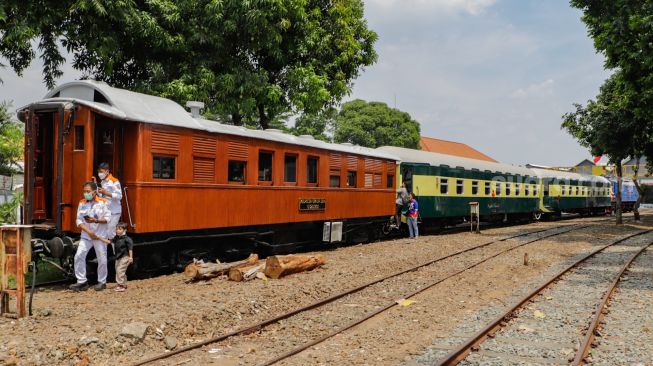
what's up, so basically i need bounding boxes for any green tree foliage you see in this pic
[0,191,23,224]
[0,102,23,176]
[562,73,639,224]
[0,0,378,129]
[332,99,421,149]
[291,107,336,142]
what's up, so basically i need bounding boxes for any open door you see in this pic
[93,116,122,178]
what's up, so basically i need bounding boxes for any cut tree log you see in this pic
[228,263,265,282]
[184,254,258,281]
[264,254,326,279]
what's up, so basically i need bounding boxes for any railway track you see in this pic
[132,219,609,366]
[432,229,653,366]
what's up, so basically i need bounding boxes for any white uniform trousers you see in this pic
[74,238,108,284]
[107,214,121,239]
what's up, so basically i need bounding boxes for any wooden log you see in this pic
[228,263,265,282]
[184,254,258,281]
[264,254,326,279]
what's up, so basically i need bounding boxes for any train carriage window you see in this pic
[258,151,273,182]
[505,183,511,196]
[525,185,530,196]
[440,178,448,194]
[330,171,341,188]
[347,171,357,187]
[575,186,579,195]
[228,161,247,183]
[456,180,464,195]
[153,156,176,179]
[495,182,501,196]
[515,184,521,196]
[284,155,297,183]
[561,186,566,195]
[484,182,491,195]
[74,126,84,150]
[533,185,538,196]
[471,181,479,195]
[307,156,319,184]
[387,175,394,189]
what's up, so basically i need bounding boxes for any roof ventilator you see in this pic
[186,101,205,118]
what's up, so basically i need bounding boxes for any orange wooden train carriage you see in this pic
[18,81,397,270]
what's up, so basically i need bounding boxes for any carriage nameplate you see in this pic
[299,198,326,211]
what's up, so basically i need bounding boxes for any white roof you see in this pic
[20,80,396,161]
[530,167,610,184]
[377,145,535,176]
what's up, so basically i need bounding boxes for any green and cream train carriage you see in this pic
[530,168,611,217]
[378,146,541,226]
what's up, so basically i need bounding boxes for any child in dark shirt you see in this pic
[101,222,134,292]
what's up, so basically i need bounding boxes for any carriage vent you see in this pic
[364,173,374,188]
[193,136,217,156]
[346,156,358,170]
[374,174,382,188]
[365,158,383,173]
[151,129,180,152]
[193,157,215,183]
[329,153,342,170]
[227,141,249,160]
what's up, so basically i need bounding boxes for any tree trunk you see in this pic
[228,263,265,282]
[264,254,326,279]
[258,104,270,130]
[632,157,643,221]
[231,112,243,126]
[184,254,259,281]
[616,162,623,225]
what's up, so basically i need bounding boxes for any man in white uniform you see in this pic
[69,182,111,292]
[96,162,122,240]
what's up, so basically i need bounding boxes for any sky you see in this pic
[0,0,608,166]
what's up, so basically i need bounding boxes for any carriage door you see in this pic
[93,116,122,178]
[30,112,56,222]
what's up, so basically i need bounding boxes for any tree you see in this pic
[1,1,378,130]
[291,108,336,142]
[0,101,23,176]
[562,73,638,224]
[332,99,421,149]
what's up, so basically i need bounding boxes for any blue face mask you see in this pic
[84,192,94,201]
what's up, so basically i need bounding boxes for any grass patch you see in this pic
[4,259,67,289]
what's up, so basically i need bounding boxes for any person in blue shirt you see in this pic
[407,192,419,239]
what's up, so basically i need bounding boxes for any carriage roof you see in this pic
[377,145,535,177]
[20,80,397,161]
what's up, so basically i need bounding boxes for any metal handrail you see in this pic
[123,186,135,228]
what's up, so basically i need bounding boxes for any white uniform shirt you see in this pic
[76,196,112,240]
[100,174,123,215]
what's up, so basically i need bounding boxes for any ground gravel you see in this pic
[0,213,646,366]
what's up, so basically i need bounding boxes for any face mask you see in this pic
[84,192,94,201]
[98,172,107,180]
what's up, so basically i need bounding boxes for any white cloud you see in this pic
[510,79,555,99]
[366,0,497,15]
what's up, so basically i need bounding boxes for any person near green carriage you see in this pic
[394,182,410,227]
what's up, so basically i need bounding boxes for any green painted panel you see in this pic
[417,196,539,218]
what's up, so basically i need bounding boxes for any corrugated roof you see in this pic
[419,136,497,162]
[20,80,397,161]
[377,145,535,177]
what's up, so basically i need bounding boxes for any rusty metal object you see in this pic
[571,240,653,365]
[433,229,651,366]
[0,226,33,318]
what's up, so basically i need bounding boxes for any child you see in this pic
[101,222,134,292]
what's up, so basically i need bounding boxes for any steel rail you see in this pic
[432,229,652,366]
[571,241,653,365]
[130,222,587,366]
[257,224,591,366]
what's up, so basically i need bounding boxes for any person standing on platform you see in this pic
[96,162,122,240]
[69,182,111,291]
